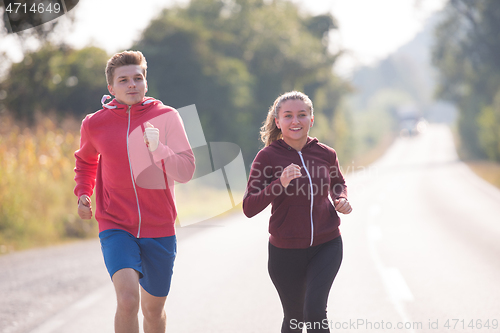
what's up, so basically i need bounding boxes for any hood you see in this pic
[271,136,319,151]
[100,95,162,118]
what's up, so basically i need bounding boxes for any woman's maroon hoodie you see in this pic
[243,137,347,249]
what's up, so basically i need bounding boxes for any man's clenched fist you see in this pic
[78,195,93,220]
[144,122,159,152]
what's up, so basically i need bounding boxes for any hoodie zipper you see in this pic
[297,150,314,247]
[126,105,143,238]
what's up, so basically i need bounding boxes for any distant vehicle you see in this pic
[399,116,428,137]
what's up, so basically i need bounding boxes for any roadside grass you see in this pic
[465,161,500,190]
[0,113,97,253]
[450,124,500,190]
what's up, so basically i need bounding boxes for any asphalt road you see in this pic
[1,124,499,333]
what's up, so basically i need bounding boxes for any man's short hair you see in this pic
[105,50,148,86]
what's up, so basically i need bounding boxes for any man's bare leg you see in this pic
[141,286,167,333]
[112,268,140,333]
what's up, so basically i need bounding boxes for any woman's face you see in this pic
[275,99,314,145]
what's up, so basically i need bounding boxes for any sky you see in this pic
[0,0,447,77]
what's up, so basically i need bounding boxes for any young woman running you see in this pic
[243,91,352,333]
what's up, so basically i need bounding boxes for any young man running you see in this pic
[74,50,195,333]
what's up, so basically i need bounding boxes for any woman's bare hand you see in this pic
[334,198,352,214]
[280,163,302,187]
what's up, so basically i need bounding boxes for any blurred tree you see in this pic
[432,0,500,160]
[477,90,500,161]
[134,0,346,161]
[51,46,109,113]
[0,0,100,122]
[0,44,108,122]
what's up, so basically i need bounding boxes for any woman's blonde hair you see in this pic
[260,91,314,146]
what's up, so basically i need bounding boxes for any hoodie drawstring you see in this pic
[101,95,117,109]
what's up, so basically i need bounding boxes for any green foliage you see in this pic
[0,45,108,122]
[354,89,404,152]
[477,91,500,161]
[310,101,354,163]
[133,0,346,161]
[310,77,354,161]
[432,0,500,160]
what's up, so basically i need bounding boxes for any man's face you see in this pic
[108,65,147,106]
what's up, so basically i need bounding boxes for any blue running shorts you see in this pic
[99,229,176,297]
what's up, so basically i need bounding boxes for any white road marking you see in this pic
[367,206,416,333]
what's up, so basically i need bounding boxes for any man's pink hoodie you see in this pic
[74,97,195,238]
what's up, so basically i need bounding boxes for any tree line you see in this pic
[432,0,500,161]
[0,0,349,163]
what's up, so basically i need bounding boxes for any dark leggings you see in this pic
[268,236,343,333]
